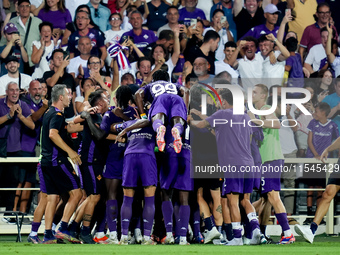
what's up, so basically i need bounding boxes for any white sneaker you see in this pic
[108,235,119,244]
[163,234,175,244]
[250,228,261,245]
[119,235,129,245]
[243,236,251,245]
[294,225,314,244]
[141,237,157,245]
[134,228,143,244]
[203,227,221,244]
[225,237,243,246]
[179,238,190,245]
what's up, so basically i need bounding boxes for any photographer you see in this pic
[0,23,28,76]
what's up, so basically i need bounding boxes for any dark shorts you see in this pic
[80,163,105,196]
[327,169,340,186]
[149,94,187,122]
[19,151,37,184]
[37,163,47,194]
[42,159,80,195]
[195,178,222,191]
[103,160,124,180]
[260,159,284,195]
[122,154,157,188]
[159,156,193,191]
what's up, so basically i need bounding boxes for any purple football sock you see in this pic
[233,228,242,238]
[106,200,118,232]
[152,119,163,133]
[162,201,173,232]
[121,196,134,235]
[275,213,290,232]
[173,203,180,236]
[143,196,155,237]
[173,123,184,135]
[192,204,201,236]
[179,205,190,237]
[31,221,41,233]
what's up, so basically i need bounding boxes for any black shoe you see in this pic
[2,214,17,225]
[69,230,80,240]
[303,218,313,225]
[80,232,96,244]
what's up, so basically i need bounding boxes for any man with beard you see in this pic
[0,82,34,224]
[16,80,48,224]
[0,56,32,97]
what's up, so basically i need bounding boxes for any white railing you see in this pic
[0,157,339,235]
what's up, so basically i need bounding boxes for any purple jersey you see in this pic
[240,24,280,40]
[206,108,254,167]
[143,80,183,103]
[306,119,339,158]
[179,8,206,27]
[115,120,156,158]
[20,95,43,153]
[120,29,158,52]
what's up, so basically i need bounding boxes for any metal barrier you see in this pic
[0,157,339,236]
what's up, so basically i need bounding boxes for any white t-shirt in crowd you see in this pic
[31,40,58,79]
[305,44,327,72]
[214,60,239,81]
[0,74,32,96]
[151,58,175,80]
[262,50,285,88]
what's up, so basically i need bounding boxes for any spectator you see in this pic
[0,56,32,97]
[0,22,28,76]
[43,49,76,119]
[31,0,45,16]
[68,9,107,63]
[233,0,270,39]
[240,4,281,41]
[326,25,340,78]
[229,36,262,93]
[214,41,239,81]
[179,0,209,27]
[14,80,48,220]
[107,0,127,14]
[87,0,111,32]
[87,55,112,95]
[285,37,304,94]
[286,0,317,44]
[31,22,61,79]
[193,57,214,85]
[182,19,204,59]
[65,0,89,20]
[104,13,126,45]
[157,6,180,37]
[62,4,100,46]
[143,30,175,58]
[316,69,334,102]
[37,0,72,34]
[0,81,34,224]
[304,27,329,77]
[67,36,93,95]
[322,79,340,133]
[299,2,337,60]
[185,30,220,75]
[150,27,180,80]
[75,77,96,113]
[258,33,289,88]
[210,0,237,40]
[135,57,152,86]
[120,10,158,54]
[2,0,42,73]
[138,0,168,32]
[204,9,234,61]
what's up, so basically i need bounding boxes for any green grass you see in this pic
[0,235,339,255]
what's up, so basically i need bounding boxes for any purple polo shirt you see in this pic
[300,23,338,52]
[240,24,280,40]
[0,97,31,152]
[206,108,253,167]
[179,7,206,27]
[20,94,43,153]
[120,29,158,52]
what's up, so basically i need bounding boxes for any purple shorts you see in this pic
[149,94,187,122]
[122,153,157,188]
[103,160,124,179]
[37,163,47,194]
[260,159,284,195]
[222,166,244,196]
[159,156,193,191]
[243,170,254,194]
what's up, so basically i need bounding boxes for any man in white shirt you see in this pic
[215,41,239,82]
[0,56,32,96]
[304,27,329,76]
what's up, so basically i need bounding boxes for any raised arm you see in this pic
[326,24,335,64]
